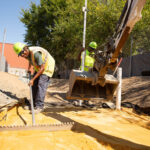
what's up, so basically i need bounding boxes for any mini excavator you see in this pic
[67,0,146,101]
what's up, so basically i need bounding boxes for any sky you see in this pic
[0,0,40,44]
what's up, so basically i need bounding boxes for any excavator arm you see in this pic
[66,0,146,101]
[94,0,146,78]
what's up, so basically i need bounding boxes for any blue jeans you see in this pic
[32,73,50,109]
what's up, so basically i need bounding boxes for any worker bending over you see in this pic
[13,42,55,113]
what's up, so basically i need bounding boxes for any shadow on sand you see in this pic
[42,107,150,150]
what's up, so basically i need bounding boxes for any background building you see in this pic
[0,42,29,77]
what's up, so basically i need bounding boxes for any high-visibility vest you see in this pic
[29,46,55,77]
[80,50,95,71]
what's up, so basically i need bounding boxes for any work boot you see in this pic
[33,107,43,114]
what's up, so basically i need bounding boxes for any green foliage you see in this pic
[20,0,149,66]
[123,0,150,56]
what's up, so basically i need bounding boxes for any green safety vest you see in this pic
[29,47,55,77]
[80,50,95,71]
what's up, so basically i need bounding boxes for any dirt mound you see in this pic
[50,78,69,92]
[0,71,150,109]
[122,76,150,108]
[0,72,29,106]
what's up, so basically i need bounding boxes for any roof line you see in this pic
[0,42,14,45]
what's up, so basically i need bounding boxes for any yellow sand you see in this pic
[0,106,150,150]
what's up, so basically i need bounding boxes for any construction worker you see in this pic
[77,41,97,106]
[78,41,97,71]
[13,42,55,113]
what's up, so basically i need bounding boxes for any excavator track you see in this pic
[0,122,75,132]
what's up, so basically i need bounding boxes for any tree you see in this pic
[20,0,67,57]
[123,0,150,56]
[21,0,150,69]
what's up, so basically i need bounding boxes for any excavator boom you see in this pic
[67,0,146,101]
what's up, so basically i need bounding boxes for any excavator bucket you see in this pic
[66,70,119,101]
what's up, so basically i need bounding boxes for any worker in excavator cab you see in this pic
[13,42,55,113]
[78,41,97,72]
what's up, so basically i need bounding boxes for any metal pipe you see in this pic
[81,0,87,71]
[29,73,35,125]
[116,67,122,110]
[0,28,6,71]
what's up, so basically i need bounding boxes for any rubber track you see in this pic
[0,122,75,132]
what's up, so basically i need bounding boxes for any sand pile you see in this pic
[0,72,150,150]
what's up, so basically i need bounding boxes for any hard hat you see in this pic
[89,41,97,49]
[13,42,26,55]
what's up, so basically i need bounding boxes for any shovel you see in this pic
[28,72,35,125]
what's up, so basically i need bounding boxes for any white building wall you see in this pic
[8,67,27,76]
[8,68,29,83]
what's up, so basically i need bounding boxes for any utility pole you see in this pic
[81,0,87,71]
[0,28,6,71]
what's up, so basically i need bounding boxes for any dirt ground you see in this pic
[0,71,150,150]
